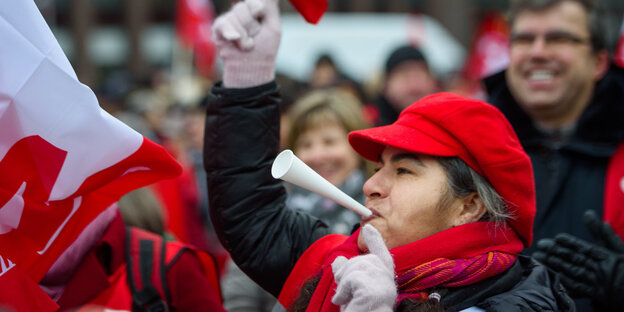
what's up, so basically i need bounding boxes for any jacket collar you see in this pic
[484,65,624,157]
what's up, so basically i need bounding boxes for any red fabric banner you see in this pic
[462,12,510,81]
[0,1,182,310]
[288,0,328,24]
[175,0,217,76]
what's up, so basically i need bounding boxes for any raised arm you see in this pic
[203,0,329,297]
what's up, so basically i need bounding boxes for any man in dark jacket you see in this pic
[204,0,574,310]
[483,0,624,310]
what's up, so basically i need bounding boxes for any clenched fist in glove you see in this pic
[212,0,281,88]
[331,224,397,312]
[533,210,624,311]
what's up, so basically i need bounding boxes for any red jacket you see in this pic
[57,213,224,311]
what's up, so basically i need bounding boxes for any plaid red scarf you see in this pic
[305,222,523,311]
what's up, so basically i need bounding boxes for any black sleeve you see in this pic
[203,81,329,297]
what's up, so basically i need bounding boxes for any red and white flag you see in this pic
[175,0,217,76]
[0,1,181,309]
[462,12,510,81]
[614,14,624,68]
[454,12,510,100]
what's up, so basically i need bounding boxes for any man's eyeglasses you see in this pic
[510,31,590,50]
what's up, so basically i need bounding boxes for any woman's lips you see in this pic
[361,208,380,223]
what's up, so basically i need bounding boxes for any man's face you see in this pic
[505,1,606,127]
[384,62,438,112]
[358,147,462,251]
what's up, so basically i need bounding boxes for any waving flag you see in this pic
[289,0,328,24]
[175,0,217,76]
[462,12,510,80]
[454,12,509,100]
[0,1,181,309]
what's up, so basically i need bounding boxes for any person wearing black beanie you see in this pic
[384,45,427,75]
[369,45,439,126]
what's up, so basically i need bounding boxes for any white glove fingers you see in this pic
[362,224,394,268]
[213,16,242,45]
[215,0,280,87]
[330,250,398,311]
[226,13,254,50]
[331,256,351,305]
[231,1,262,38]
[332,279,353,306]
[259,0,280,24]
[332,256,349,281]
[245,0,265,18]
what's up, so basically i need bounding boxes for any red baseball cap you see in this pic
[349,92,535,247]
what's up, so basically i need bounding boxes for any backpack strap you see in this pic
[604,143,624,241]
[126,227,224,310]
[126,227,168,312]
[161,240,223,304]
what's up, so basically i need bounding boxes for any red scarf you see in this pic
[305,222,523,311]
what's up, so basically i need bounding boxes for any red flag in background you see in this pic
[289,0,328,24]
[614,15,624,68]
[454,12,509,100]
[0,1,181,309]
[175,0,217,76]
[462,12,510,81]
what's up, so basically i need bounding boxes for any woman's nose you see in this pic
[363,169,387,199]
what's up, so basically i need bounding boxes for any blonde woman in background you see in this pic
[285,88,371,235]
[221,88,372,312]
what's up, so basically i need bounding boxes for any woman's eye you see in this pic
[397,167,412,175]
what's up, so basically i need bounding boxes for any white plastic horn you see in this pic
[271,149,372,218]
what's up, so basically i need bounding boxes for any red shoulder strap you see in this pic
[192,249,223,301]
[128,227,223,308]
[604,143,624,241]
[277,234,348,309]
[162,239,222,301]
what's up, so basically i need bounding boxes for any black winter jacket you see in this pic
[484,66,624,255]
[203,81,574,311]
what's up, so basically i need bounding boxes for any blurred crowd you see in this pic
[72,0,624,310]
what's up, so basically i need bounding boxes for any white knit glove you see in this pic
[212,0,281,88]
[331,224,397,312]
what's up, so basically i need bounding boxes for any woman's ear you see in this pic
[454,193,487,226]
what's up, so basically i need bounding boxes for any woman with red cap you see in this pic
[204,0,574,311]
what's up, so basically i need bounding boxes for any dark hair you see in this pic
[385,45,428,75]
[507,0,607,53]
[436,157,510,225]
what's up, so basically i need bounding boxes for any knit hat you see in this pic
[348,92,536,247]
[385,45,428,75]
